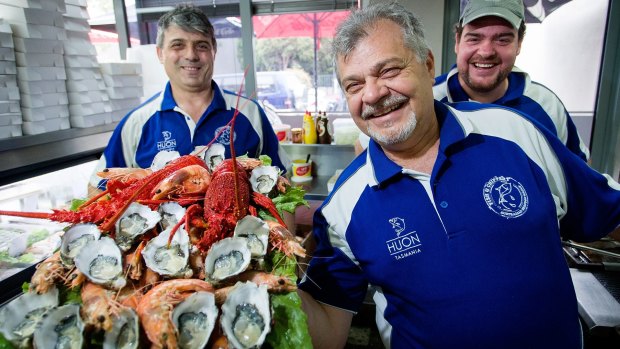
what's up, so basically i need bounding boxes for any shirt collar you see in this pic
[159,80,229,114]
[366,100,469,187]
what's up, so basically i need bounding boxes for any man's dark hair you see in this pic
[156,4,216,50]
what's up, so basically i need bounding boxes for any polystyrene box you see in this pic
[20,92,68,108]
[63,40,96,56]
[0,0,66,12]
[70,111,112,128]
[69,101,112,117]
[63,17,90,32]
[9,23,67,41]
[68,90,109,104]
[18,79,66,94]
[0,61,16,74]
[21,104,69,121]
[0,101,20,114]
[103,74,143,88]
[0,86,20,100]
[0,33,13,48]
[22,116,70,135]
[66,29,89,42]
[0,75,16,88]
[15,53,64,68]
[0,113,22,126]
[106,86,143,99]
[65,78,105,92]
[17,66,66,81]
[65,67,103,81]
[64,54,100,68]
[64,4,89,19]
[0,5,64,26]
[65,0,87,6]
[100,62,142,76]
[0,47,15,61]
[0,19,12,34]
[13,37,63,54]
[111,107,133,122]
[110,97,141,111]
[0,124,22,139]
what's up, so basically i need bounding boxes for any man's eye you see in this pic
[345,83,362,94]
[382,68,400,78]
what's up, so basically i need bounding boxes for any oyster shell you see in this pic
[151,150,181,171]
[233,215,269,258]
[0,286,59,348]
[220,281,271,349]
[203,143,225,172]
[115,202,161,251]
[74,236,126,289]
[33,304,84,349]
[60,223,101,266]
[249,165,279,196]
[172,291,219,349]
[142,226,191,277]
[103,307,140,349]
[204,237,251,282]
[158,202,186,231]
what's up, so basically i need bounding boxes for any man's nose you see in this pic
[477,39,496,57]
[361,78,388,105]
[185,46,199,60]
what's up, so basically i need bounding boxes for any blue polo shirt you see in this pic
[299,101,620,349]
[90,81,289,189]
[433,66,589,161]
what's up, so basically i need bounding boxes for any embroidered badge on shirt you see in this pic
[157,130,177,151]
[386,217,422,260]
[483,176,529,219]
[214,125,236,145]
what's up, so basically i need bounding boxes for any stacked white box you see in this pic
[100,62,143,122]
[63,0,111,128]
[0,1,70,135]
[0,19,22,139]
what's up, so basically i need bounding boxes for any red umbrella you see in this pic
[252,11,350,43]
[88,29,140,45]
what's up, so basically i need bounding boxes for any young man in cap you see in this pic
[434,0,589,160]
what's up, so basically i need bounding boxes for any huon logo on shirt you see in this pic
[386,217,422,260]
[482,176,529,219]
[157,131,177,151]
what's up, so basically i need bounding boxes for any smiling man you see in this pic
[434,0,589,161]
[89,4,288,191]
[297,2,620,349]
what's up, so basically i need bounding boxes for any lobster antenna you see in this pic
[230,65,251,219]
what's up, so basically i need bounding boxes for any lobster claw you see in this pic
[251,192,287,228]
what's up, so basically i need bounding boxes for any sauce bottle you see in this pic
[302,111,317,144]
[317,111,332,144]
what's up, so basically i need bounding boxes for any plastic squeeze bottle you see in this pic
[302,111,317,144]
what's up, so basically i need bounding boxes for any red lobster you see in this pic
[0,155,207,233]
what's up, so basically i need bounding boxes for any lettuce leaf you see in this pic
[272,186,309,215]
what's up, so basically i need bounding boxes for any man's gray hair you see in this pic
[156,4,216,50]
[332,1,430,63]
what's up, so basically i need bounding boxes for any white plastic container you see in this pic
[332,118,361,145]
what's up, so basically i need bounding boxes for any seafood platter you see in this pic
[0,143,311,349]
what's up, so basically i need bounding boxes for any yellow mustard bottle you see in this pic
[302,111,317,144]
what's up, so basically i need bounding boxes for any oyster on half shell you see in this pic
[158,202,186,231]
[202,143,225,172]
[142,226,192,277]
[103,307,140,349]
[0,286,59,348]
[204,237,251,282]
[233,215,269,258]
[220,281,271,349]
[172,291,219,349]
[115,202,161,251]
[249,165,279,196]
[74,236,126,289]
[60,223,101,266]
[33,304,84,349]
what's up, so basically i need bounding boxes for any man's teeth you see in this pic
[474,63,494,68]
[376,104,400,117]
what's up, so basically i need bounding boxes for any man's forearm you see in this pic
[298,289,353,349]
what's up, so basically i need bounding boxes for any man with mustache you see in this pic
[89,4,289,191]
[297,2,620,348]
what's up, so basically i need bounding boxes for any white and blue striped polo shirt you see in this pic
[299,101,620,349]
[90,81,289,189]
[433,66,589,161]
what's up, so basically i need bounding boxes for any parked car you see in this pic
[214,71,309,111]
